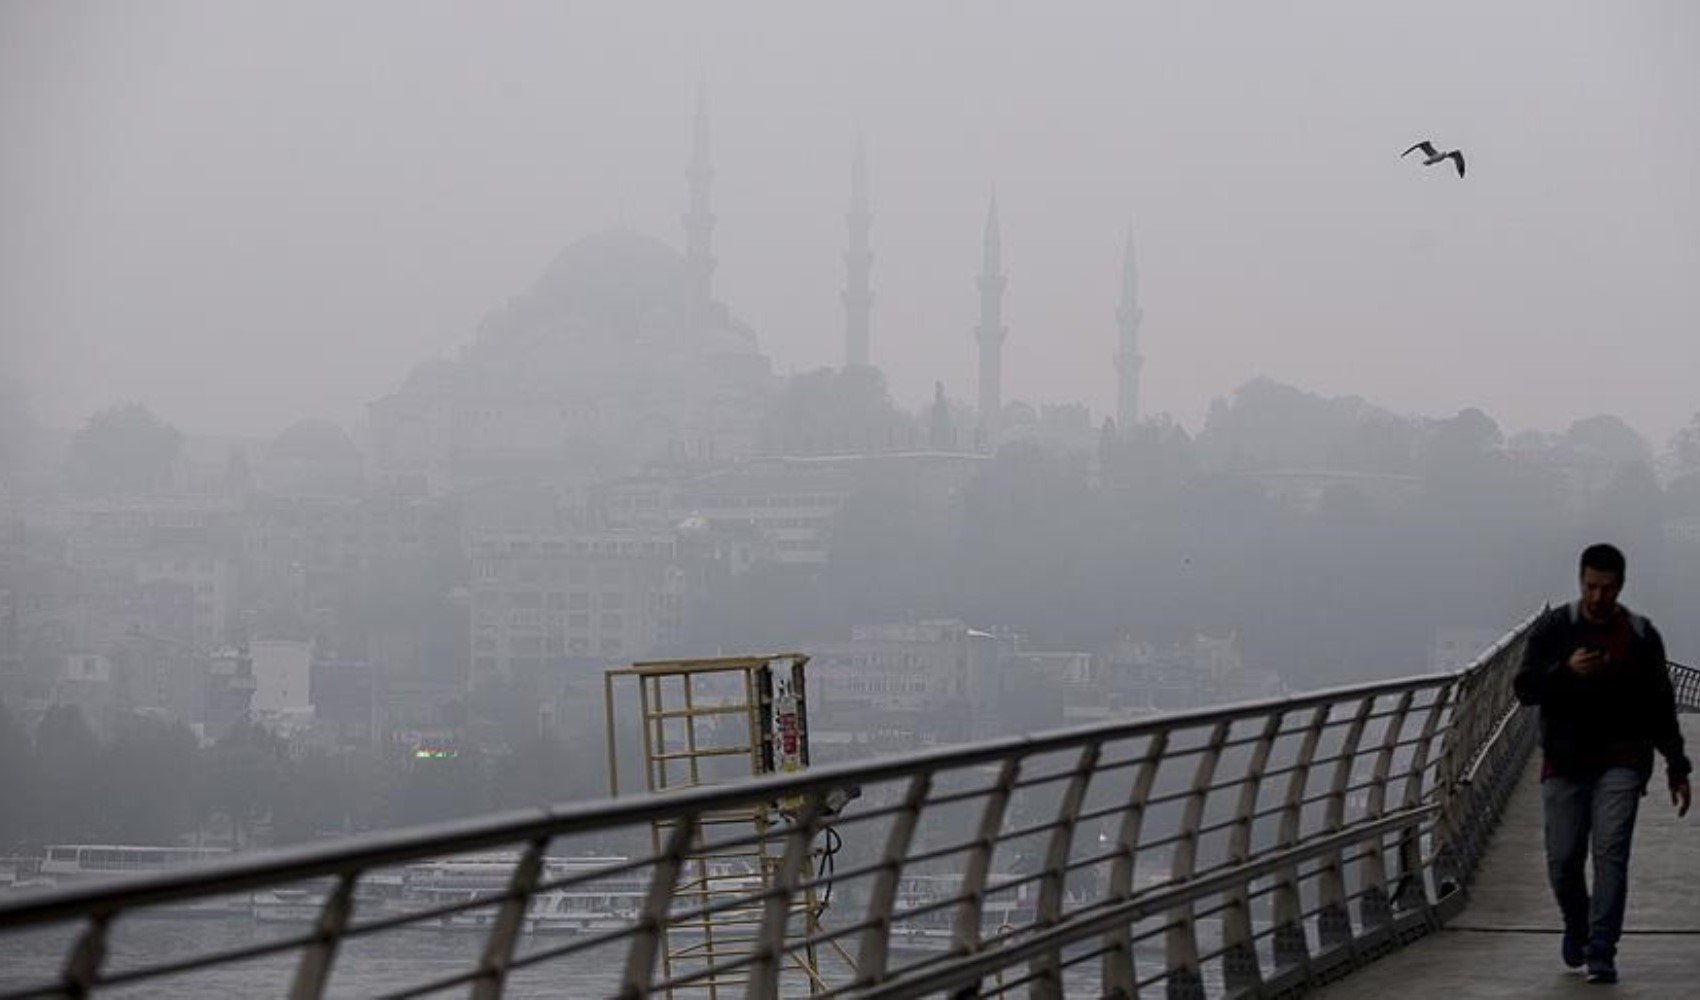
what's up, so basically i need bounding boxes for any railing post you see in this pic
[749,795,825,1000]
[1101,730,1168,1000]
[1217,710,1278,1000]
[856,771,934,985]
[61,912,112,1000]
[1164,719,1230,1000]
[948,756,1022,1000]
[288,873,358,1000]
[1028,741,1102,999]
[1316,696,1373,958]
[471,837,550,1000]
[1429,669,1481,900]
[620,813,698,999]
[1391,684,1454,925]
[1270,705,1329,978]
[1220,712,1283,996]
[1357,690,1414,939]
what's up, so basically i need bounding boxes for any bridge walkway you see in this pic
[1312,717,1699,1000]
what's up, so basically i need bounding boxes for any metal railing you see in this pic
[1669,659,1700,714]
[0,609,1643,1000]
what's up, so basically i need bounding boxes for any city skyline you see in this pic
[5,2,1698,442]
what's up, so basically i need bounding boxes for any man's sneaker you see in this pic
[1562,935,1587,970]
[1585,956,1618,984]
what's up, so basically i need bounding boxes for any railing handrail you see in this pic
[0,667,1468,931]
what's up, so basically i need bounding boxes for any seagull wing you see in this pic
[1445,150,1466,177]
[1402,141,1438,158]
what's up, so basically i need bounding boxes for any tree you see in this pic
[1558,414,1652,465]
[270,750,354,844]
[388,746,490,826]
[823,461,952,623]
[1425,407,1503,462]
[1668,411,1700,479]
[760,367,915,455]
[957,442,1098,641]
[67,404,184,496]
[1195,378,1402,472]
[1418,408,1510,507]
[0,378,38,483]
[204,723,287,848]
[32,705,103,842]
[490,735,605,810]
[0,702,37,849]
[99,716,199,844]
[1100,415,1196,496]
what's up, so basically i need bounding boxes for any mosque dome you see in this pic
[533,229,692,315]
[471,229,693,347]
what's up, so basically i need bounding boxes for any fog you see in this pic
[5,1,1698,437]
[2,2,1699,853]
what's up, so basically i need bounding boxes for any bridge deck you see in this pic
[1312,717,1699,999]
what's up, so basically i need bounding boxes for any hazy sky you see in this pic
[3,1,1698,443]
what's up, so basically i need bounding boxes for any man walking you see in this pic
[1514,543,1691,984]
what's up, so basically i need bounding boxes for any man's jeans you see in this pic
[1542,766,1642,960]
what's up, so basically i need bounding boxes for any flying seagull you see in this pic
[1402,140,1466,177]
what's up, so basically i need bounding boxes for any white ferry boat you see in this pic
[39,844,247,917]
[400,855,644,934]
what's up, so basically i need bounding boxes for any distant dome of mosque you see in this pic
[529,229,691,322]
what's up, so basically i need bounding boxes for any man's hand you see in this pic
[1566,647,1605,678]
[1673,778,1692,819]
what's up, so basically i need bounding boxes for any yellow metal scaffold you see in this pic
[604,654,852,998]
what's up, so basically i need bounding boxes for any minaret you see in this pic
[1115,223,1145,431]
[682,82,716,324]
[975,195,1008,447]
[843,138,874,368]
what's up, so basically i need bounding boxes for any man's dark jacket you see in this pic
[1514,602,1691,787]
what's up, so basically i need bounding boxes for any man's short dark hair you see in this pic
[1580,543,1627,578]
